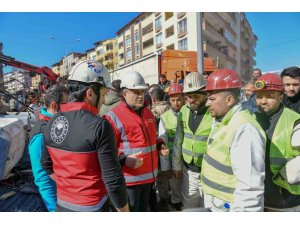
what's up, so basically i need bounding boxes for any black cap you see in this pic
[280,66,300,78]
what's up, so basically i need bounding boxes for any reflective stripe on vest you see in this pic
[201,106,266,203]
[107,108,157,185]
[180,105,212,167]
[269,107,300,195]
[124,169,158,183]
[106,111,130,149]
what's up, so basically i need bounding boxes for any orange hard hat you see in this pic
[168,83,183,96]
[205,69,242,91]
[254,73,284,91]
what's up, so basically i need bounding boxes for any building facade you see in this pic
[3,70,32,94]
[116,12,257,82]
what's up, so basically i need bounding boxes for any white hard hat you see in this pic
[68,60,112,88]
[120,71,147,90]
[183,72,206,93]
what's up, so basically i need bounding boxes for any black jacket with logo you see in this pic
[42,102,127,210]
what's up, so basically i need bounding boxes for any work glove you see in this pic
[280,156,300,184]
[125,152,143,169]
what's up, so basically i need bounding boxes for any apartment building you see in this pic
[60,52,81,77]
[116,12,257,81]
[95,39,118,71]
[31,74,41,89]
[3,70,31,94]
[51,60,63,77]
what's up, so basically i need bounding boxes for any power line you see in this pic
[257,37,300,50]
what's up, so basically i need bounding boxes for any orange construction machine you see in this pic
[160,49,217,81]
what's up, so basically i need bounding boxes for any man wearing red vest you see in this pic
[104,71,165,212]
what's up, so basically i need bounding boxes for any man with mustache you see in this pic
[281,66,300,114]
[201,69,266,212]
[172,72,213,210]
[254,73,300,211]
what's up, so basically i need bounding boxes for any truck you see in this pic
[110,49,218,83]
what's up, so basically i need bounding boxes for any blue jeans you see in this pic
[127,183,152,212]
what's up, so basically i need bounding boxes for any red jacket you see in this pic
[104,101,158,186]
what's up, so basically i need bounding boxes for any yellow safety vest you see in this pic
[270,107,300,195]
[179,105,213,167]
[201,107,266,203]
[160,109,178,150]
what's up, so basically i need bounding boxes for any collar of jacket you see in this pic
[38,107,53,121]
[120,100,147,114]
[60,102,98,115]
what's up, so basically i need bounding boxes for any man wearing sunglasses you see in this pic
[254,73,300,212]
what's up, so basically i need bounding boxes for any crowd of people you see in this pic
[12,59,300,212]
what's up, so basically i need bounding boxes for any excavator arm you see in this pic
[0,54,58,82]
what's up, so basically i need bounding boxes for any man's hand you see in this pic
[172,170,182,178]
[125,152,143,169]
[159,144,169,157]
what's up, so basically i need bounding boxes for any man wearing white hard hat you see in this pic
[42,60,129,212]
[104,71,167,212]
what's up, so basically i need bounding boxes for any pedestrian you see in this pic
[104,71,166,212]
[28,85,69,212]
[172,72,213,210]
[254,73,300,212]
[201,69,266,212]
[158,83,185,211]
[241,81,259,113]
[280,66,300,113]
[42,60,129,212]
[158,74,170,92]
[252,68,262,82]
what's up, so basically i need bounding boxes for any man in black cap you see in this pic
[281,66,300,113]
[158,74,170,92]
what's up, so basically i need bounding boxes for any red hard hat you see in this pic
[168,83,183,96]
[254,73,284,91]
[205,69,242,91]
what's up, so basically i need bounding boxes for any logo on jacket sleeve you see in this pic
[50,116,69,144]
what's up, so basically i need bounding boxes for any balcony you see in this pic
[103,59,114,66]
[203,21,226,45]
[177,12,186,19]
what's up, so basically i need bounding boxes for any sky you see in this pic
[1,12,300,74]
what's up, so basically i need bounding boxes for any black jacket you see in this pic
[42,102,127,210]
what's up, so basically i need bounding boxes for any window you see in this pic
[165,12,173,21]
[178,38,188,50]
[125,36,131,48]
[134,31,139,42]
[135,45,140,55]
[119,42,124,49]
[166,44,174,50]
[178,18,187,36]
[126,49,132,58]
[165,25,174,38]
[119,53,124,60]
[155,33,162,46]
[155,16,162,31]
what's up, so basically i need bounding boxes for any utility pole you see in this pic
[196,12,204,74]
